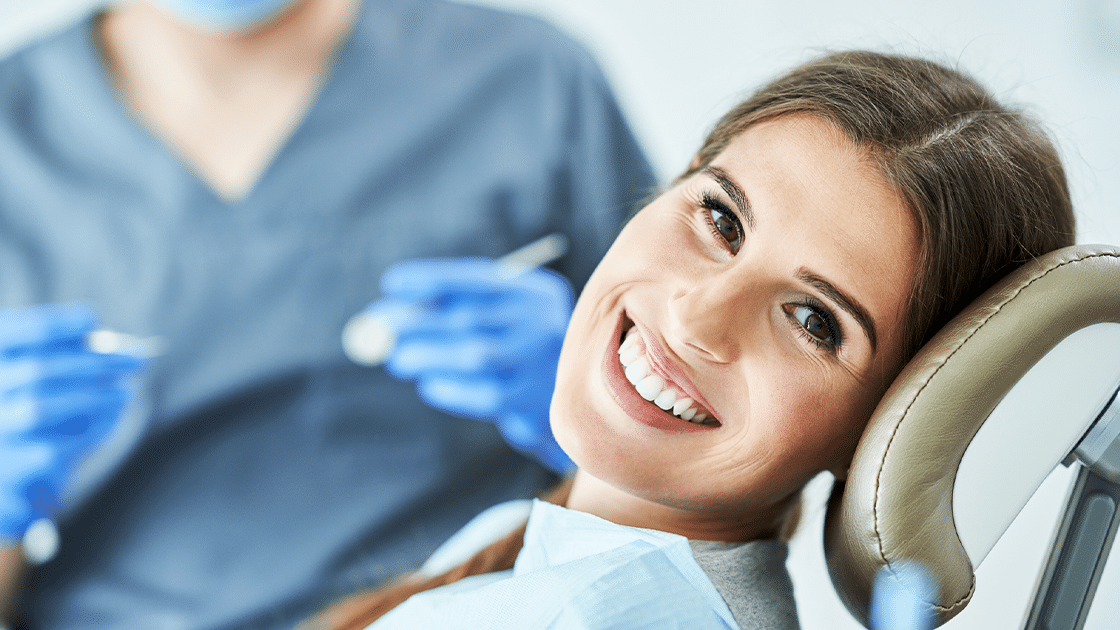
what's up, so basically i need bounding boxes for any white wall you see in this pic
[1,0,1118,628]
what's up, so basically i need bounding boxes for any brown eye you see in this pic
[784,303,841,349]
[801,310,829,339]
[709,208,742,253]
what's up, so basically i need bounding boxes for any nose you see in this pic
[667,271,755,363]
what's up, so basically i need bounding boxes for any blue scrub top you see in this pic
[0,0,656,627]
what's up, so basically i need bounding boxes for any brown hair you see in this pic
[681,50,1075,356]
[302,50,1076,628]
[296,524,527,630]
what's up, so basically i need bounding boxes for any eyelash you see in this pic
[699,191,743,254]
[785,297,844,354]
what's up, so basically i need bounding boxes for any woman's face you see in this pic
[552,114,919,533]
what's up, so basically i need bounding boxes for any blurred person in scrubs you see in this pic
[0,0,655,628]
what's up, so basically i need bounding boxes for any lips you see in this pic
[602,313,721,432]
[619,327,714,422]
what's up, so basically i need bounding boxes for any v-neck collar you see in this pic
[65,2,372,211]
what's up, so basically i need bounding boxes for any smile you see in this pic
[618,327,714,423]
[599,312,722,432]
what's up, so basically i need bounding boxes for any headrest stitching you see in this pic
[872,250,1120,612]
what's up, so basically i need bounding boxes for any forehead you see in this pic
[710,114,919,357]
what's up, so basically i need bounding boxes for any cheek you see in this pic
[550,348,603,473]
[759,361,872,466]
[615,204,704,269]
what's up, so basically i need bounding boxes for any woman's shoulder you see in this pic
[418,500,534,578]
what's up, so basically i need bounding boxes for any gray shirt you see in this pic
[691,539,802,630]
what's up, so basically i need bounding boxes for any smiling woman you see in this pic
[553,114,919,546]
[299,50,1076,630]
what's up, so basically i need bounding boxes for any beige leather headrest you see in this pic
[824,245,1120,626]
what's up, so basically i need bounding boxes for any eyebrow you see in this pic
[796,269,879,352]
[703,166,756,231]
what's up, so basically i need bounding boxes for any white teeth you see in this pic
[616,326,711,424]
[635,375,664,401]
[672,397,693,415]
[620,328,639,350]
[624,357,649,384]
[619,328,641,365]
[619,343,641,366]
[653,389,677,410]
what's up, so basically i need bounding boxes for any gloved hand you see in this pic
[371,258,575,474]
[0,304,144,541]
[870,561,937,630]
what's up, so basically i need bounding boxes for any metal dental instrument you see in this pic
[341,233,570,367]
[86,329,167,358]
[21,329,166,565]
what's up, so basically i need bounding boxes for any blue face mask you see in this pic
[150,0,304,32]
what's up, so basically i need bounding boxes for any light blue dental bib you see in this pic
[373,500,739,629]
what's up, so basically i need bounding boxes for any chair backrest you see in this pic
[823,245,1120,627]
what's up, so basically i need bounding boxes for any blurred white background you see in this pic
[1,0,1118,628]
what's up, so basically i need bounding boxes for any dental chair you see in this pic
[825,245,1120,629]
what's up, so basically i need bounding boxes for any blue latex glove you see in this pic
[373,258,575,474]
[0,304,144,540]
[870,562,937,630]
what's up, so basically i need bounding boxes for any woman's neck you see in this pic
[564,469,787,543]
[98,0,361,200]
